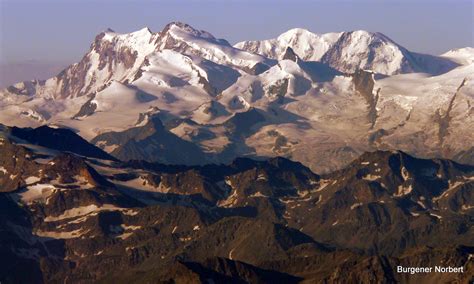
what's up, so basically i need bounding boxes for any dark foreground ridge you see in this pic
[0,126,473,283]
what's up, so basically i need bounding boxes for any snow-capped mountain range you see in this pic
[0,22,473,173]
[236,28,460,75]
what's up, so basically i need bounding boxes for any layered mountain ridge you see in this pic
[0,124,473,283]
[0,22,472,174]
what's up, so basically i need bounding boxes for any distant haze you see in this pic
[0,0,472,87]
[0,61,69,88]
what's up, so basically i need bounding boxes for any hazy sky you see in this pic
[0,0,473,65]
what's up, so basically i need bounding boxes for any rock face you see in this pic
[1,126,473,283]
[281,47,299,62]
[10,125,115,160]
[91,116,208,165]
[0,136,38,192]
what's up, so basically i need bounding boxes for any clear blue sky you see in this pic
[0,0,473,64]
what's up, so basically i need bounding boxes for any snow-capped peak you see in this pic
[235,28,341,62]
[320,30,414,75]
[97,26,156,50]
[277,28,319,42]
[156,22,271,72]
[101,29,119,41]
[162,21,216,41]
[441,47,474,65]
[347,30,393,42]
[133,26,153,37]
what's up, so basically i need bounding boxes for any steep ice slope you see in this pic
[69,49,244,138]
[373,62,474,158]
[441,47,474,65]
[134,49,241,97]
